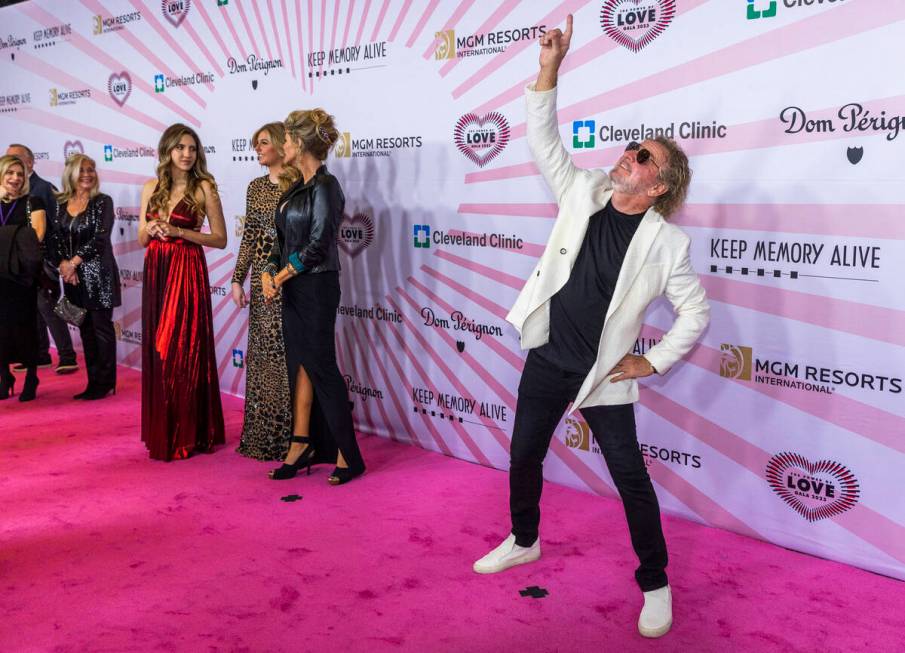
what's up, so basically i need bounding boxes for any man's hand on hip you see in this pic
[608,354,656,382]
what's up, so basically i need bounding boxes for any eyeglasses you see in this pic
[624,141,661,173]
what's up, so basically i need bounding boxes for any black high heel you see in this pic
[0,371,15,400]
[19,373,38,402]
[327,464,365,486]
[269,436,316,480]
[74,384,95,400]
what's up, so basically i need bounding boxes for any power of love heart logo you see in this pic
[454,112,510,168]
[765,452,860,522]
[161,0,191,28]
[338,213,375,257]
[63,140,84,161]
[107,72,132,107]
[600,0,676,53]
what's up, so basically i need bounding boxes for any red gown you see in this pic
[141,197,224,460]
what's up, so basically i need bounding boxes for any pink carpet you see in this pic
[2,366,903,652]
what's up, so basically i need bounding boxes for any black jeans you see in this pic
[36,291,76,363]
[79,308,116,390]
[510,349,668,591]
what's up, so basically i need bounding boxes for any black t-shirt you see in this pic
[535,200,645,375]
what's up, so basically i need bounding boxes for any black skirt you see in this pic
[281,271,364,471]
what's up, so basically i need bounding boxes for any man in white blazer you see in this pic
[472,16,710,639]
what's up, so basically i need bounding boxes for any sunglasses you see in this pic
[624,141,661,172]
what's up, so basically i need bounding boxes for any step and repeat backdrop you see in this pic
[1,0,903,580]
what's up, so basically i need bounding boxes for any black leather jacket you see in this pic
[268,165,343,274]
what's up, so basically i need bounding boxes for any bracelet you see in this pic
[262,263,278,277]
[284,262,298,277]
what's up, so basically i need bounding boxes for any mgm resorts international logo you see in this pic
[420,307,504,346]
[344,375,383,402]
[600,0,676,53]
[338,213,374,257]
[154,71,214,93]
[719,344,902,395]
[454,113,510,167]
[0,92,32,114]
[93,10,142,35]
[562,417,701,467]
[412,224,524,251]
[571,118,727,149]
[334,132,423,159]
[105,144,155,162]
[49,88,91,107]
[161,0,191,28]
[434,25,546,59]
[766,452,859,522]
[113,321,142,345]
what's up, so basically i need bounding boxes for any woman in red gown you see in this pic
[138,124,227,461]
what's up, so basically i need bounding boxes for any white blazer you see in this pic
[506,84,710,410]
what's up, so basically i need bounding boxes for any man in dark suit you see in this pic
[6,144,78,374]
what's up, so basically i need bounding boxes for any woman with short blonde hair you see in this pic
[47,154,121,399]
[0,155,46,401]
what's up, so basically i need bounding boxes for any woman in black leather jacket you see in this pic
[262,108,365,485]
[48,154,121,399]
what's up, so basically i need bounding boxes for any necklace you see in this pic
[0,198,18,227]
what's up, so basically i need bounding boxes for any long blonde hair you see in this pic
[148,123,218,217]
[56,154,100,204]
[0,154,29,198]
[252,121,298,191]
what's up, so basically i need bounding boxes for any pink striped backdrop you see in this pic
[1,0,903,580]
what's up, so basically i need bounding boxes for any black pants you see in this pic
[36,291,76,363]
[510,350,668,591]
[79,308,116,390]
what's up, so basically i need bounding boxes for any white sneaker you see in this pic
[472,533,541,574]
[638,585,672,638]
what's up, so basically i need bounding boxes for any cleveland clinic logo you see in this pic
[161,0,191,27]
[337,213,375,257]
[766,452,859,522]
[454,112,510,167]
[600,0,675,52]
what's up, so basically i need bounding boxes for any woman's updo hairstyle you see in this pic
[283,108,339,161]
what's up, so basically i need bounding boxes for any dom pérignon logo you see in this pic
[162,0,191,28]
[107,72,132,107]
[338,213,374,257]
[454,112,510,167]
[765,452,860,522]
[600,0,676,53]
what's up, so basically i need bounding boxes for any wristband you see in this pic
[263,263,278,277]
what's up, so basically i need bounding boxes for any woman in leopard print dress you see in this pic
[231,123,296,460]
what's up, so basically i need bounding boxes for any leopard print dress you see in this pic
[233,175,292,460]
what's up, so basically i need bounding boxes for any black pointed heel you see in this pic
[269,436,316,480]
